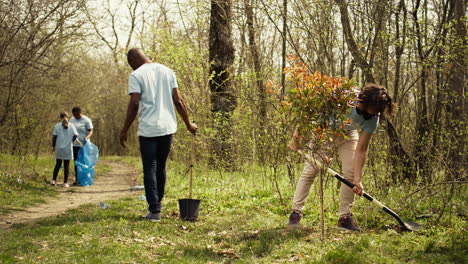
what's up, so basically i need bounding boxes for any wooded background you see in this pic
[0,0,466,186]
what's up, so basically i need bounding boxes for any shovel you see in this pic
[297,150,423,232]
[178,135,201,221]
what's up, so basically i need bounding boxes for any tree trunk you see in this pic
[413,0,432,183]
[386,120,416,182]
[245,0,267,162]
[446,0,467,179]
[209,0,236,167]
[385,0,416,183]
[280,0,287,97]
[335,0,375,84]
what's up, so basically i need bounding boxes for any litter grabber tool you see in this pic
[178,134,201,221]
[297,149,423,232]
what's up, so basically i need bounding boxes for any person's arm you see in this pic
[172,88,197,135]
[85,128,93,141]
[352,130,372,195]
[287,128,304,152]
[72,135,83,148]
[120,93,141,147]
[52,135,57,152]
[84,118,93,141]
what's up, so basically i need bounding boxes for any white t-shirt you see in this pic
[53,123,78,160]
[70,115,93,146]
[128,63,178,137]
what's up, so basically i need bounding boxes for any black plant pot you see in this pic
[178,199,201,221]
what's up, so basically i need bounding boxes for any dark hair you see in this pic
[60,112,69,128]
[72,106,82,115]
[358,84,396,118]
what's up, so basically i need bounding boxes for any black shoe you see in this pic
[288,210,302,227]
[72,181,80,186]
[142,213,161,222]
[337,213,362,231]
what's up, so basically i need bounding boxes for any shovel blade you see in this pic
[401,220,424,232]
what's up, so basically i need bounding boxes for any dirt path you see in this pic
[0,160,138,230]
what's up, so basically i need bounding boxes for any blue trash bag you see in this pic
[75,141,99,186]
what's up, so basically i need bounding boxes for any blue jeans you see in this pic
[139,134,173,214]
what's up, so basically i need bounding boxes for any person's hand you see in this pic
[187,122,197,135]
[287,139,299,152]
[120,129,128,148]
[352,179,364,196]
[287,129,303,152]
[51,147,55,153]
[78,141,83,148]
[287,136,303,152]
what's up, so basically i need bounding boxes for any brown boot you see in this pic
[288,210,303,227]
[337,213,362,231]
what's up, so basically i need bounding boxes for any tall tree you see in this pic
[335,0,376,84]
[209,0,236,166]
[244,0,268,162]
[446,0,467,179]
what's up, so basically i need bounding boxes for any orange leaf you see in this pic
[266,80,274,88]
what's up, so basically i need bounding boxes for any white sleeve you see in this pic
[71,124,78,136]
[86,117,93,130]
[128,74,141,95]
[171,71,178,89]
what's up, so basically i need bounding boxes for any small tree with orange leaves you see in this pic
[280,55,358,143]
[267,55,358,240]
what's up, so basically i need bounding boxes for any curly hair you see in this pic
[358,84,396,118]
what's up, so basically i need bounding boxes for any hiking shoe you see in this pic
[336,213,362,231]
[288,210,303,227]
[142,213,161,222]
[63,183,70,188]
[50,180,56,186]
[72,181,80,186]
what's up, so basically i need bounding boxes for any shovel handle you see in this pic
[333,174,373,202]
[189,134,194,199]
[297,150,373,202]
[297,149,415,231]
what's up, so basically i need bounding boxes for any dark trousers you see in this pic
[73,146,80,183]
[53,159,70,183]
[139,134,173,214]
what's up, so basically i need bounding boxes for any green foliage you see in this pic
[268,55,358,144]
[0,157,466,263]
[0,154,110,215]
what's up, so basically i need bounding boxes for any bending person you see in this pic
[288,84,395,231]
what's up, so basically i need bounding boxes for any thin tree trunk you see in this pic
[281,0,287,97]
[245,0,266,162]
[413,0,433,183]
[335,0,376,84]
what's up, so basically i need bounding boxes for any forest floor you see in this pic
[0,160,137,230]
[0,156,466,263]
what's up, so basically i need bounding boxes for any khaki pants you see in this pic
[292,130,359,216]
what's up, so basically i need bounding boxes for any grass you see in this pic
[0,154,111,215]
[0,155,467,263]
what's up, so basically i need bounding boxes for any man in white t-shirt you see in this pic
[120,48,197,222]
[70,106,94,186]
